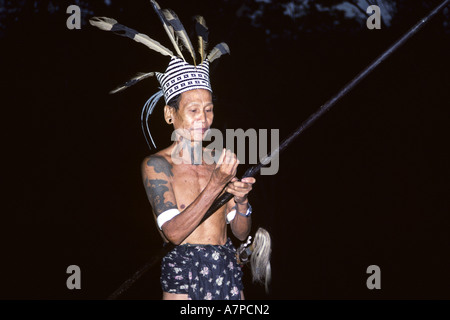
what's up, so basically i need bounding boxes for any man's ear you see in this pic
[164,105,174,125]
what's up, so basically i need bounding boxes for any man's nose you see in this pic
[198,110,207,123]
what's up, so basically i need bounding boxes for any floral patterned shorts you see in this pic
[160,238,244,300]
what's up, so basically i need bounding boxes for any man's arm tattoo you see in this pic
[144,178,177,216]
[146,155,173,178]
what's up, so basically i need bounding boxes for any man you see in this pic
[141,88,256,300]
[90,0,255,300]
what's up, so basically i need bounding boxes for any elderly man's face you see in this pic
[172,89,214,142]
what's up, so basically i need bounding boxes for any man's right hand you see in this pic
[210,149,239,187]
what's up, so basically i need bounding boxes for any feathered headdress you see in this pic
[89,0,230,149]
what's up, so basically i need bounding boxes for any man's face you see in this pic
[172,89,214,142]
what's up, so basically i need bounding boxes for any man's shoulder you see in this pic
[143,152,171,165]
[141,149,174,177]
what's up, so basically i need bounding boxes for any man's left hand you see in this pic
[225,177,256,204]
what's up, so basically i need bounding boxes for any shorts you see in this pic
[160,238,244,300]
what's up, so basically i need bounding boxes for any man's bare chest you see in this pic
[171,164,215,207]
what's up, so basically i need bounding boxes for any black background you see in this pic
[2,0,449,300]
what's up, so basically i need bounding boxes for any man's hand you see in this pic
[226,177,256,204]
[227,176,255,241]
[210,149,239,187]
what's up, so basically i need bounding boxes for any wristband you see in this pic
[236,203,252,217]
[226,203,252,223]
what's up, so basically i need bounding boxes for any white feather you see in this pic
[207,42,230,63]
[89,17,174,57]
[150,0,185,60]
[162,8,197,65]
[194,15,208,62]
[109,72,155,94]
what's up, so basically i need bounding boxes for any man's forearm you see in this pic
[230,201,252,241]
[162,181,223,245]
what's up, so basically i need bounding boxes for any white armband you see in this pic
[226,209,236,224]
[157,208,180,230]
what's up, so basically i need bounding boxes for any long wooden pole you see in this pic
[107,0,449,299]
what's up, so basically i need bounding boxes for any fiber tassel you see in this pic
[250,227,272,293]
